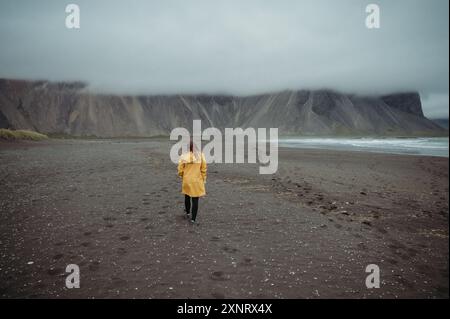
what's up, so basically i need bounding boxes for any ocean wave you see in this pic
[279,137,449,157]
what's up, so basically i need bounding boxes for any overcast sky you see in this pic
[0,0,448,118]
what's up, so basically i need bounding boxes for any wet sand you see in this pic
[0,139,448,298]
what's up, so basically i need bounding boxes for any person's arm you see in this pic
[178,157,184,178]
[200,153,207,182]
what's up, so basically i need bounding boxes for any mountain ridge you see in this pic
[0,78,445,137]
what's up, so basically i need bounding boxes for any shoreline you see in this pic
[2,136,448,158]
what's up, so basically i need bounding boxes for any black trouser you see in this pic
[185,195,199,221]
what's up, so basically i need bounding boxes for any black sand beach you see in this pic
[0,139,448,298]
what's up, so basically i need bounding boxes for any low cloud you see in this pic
[0,0,448,117]
[421,93,449,119]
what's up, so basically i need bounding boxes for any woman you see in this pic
[178,140,207,224]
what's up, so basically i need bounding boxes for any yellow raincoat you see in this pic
[178,152,207,197]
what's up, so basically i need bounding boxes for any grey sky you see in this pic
[0,0,448,118]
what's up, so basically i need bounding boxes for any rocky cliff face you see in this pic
[0,78,444,137]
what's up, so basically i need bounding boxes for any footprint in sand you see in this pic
[407,248,418,257]
[333,222,343,229]
[375,227,388,234]
[88,261,100,272]
[356,242,368,251]
[242,257,253,266]
[47,267,64,276]
[210,271,229,281]
[140,217,149,222]
[388,240,406,250]
[119,235,130,241]
[386,258,398,265]
[110,277,128,286]
[223,245,239,253]
[361,220,372,227]
[211,292,226,299]
[352,233,363,239]
[117,247,127,255]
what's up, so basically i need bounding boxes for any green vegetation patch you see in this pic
[0,129,48,141]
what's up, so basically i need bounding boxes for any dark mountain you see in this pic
[431,118,449,130]
[0,79,445,137]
